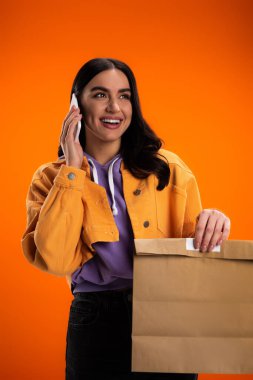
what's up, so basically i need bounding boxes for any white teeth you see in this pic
[101,118,121,124]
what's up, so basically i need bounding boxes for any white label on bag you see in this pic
[186,238,221,252]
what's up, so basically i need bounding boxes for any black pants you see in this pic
[65,287,198,380]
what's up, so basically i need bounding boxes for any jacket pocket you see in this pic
[155,184,187,237]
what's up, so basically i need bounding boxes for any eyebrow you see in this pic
[90,86,131,93]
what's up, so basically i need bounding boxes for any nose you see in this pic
[106,97,120,113]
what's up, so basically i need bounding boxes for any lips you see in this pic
[100,117,123,121]
[100,119,122,129]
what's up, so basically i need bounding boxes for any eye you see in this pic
[93,92,131,100]
[94,92,106,98]
[121,94,131,100]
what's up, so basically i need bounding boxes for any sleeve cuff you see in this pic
[53,164,86,190]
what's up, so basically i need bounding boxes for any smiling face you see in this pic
[79,68,133,154]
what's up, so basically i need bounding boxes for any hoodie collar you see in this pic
[83,151,121,170]
[83,151,122,216]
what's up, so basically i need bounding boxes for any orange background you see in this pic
[1,0,253,378]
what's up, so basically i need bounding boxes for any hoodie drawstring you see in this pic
[87,158,99,184]
[108,157,119,216]
[88,157,119,216]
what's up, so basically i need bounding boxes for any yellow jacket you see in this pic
[21,149,202,288]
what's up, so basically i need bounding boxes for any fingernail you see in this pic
[209,244,214,251]
[201,245,207,252]
[195,241,200,249]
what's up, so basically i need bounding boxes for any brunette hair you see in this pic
[57,58,170,190]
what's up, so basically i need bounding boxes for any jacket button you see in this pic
[67,172,76,180]
[133,189,141,195]
[143,221,150,228]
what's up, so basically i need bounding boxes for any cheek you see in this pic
[84,109,97,121]
[124,104,132,117]
[81,101,97,116]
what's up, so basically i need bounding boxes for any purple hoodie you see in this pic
[71,151,134,293]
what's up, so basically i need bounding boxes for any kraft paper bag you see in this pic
[132,238,253,374]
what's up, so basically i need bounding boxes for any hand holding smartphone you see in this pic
[69,93,82,142]
[59,93,84,169]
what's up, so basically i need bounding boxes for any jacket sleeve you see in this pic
[21,164,88,276]
[182,173,203,238]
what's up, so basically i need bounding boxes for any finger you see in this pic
[218,217,231,245]
[199,213,219,252]
[194,211,209,249]
[65,105,79,120]
[206,216,225,251]
[61,115,81,147]
[60,109,81,142]
[61,107,78,137]
[65,106,81,125]
[63,108,81,132]
[65,115,82,140]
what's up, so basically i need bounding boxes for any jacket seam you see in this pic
[158,150,194,175]
[53,181,83,191]
[166,161,194,176]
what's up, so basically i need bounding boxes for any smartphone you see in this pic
[69,93,82,142]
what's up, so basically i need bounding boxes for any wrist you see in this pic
[66,162,82,169]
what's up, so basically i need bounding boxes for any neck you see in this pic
[84,140,121,165]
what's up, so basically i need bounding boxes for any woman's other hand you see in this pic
[60,105,84,169]
[193,209,231,252]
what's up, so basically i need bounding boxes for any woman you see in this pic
[21,58,230,380]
